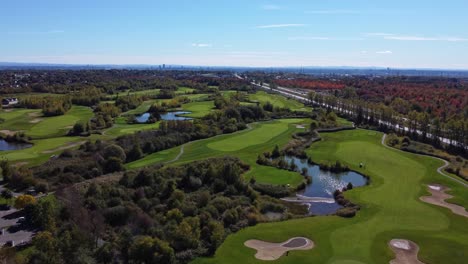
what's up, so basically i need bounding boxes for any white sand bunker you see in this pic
[296,124,305,129]
[420,184,468,218]
[428,185,441,191]
[389,239,425,264]
[244,237,314,260]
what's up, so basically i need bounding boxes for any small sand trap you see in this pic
[296,124,305,129]
[0,129,17,136]
[244,237,314,260]
[389,239,425,264]
[428,185,441,191]
[420,184,468,218]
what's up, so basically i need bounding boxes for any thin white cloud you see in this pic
[376,51,392,54]
[256,24,305,29]
[262,4,281,10]
[361,51,368,54]
[384,35,468,42]
[191,43,212,48]
[305,10,357,14]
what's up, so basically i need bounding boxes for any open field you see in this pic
[193,129,468,264]
[127,119,308,186]
[249,91,311,111]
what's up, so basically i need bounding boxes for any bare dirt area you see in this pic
[420,184,468,218]
[29,118,43,123]
[244,237,314,260]
[41,141,86,154]
[0,130,17,136]
[388,239,425,264]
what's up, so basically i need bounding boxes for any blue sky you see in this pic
[1,0,468,69]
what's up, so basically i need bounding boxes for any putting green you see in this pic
[192,129,468,264]
[207,122,289,151]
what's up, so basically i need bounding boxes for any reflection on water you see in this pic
[135,111,193,123]
[0,139,32,151]
[284,156,367,215]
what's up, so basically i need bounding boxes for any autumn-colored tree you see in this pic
[14,194,36,209]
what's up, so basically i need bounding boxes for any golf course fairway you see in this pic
[192,129,468,264]
[127,119,308,186]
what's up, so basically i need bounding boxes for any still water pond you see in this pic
[284,156,368,215]
[135,111,193,123]
[0,139,32,151]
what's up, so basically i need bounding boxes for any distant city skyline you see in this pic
[1,0,468,69]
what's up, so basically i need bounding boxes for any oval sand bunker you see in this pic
[244,237,314,260]
[389,239,425,264]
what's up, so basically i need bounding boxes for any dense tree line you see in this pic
[8,157,301,264]
[21,96,72,116]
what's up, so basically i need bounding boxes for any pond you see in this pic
[0,139,32,151]
[135,111,193,123]
[284,156,368,215]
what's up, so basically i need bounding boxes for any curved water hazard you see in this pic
[282,156,368,215]
[0,139,32,151]
[135,111,193,123]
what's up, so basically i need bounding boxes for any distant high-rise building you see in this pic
[163,64,166,69]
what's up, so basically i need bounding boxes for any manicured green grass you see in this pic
[127,119,308,186]
[27,106,93,139]
[103,117,161,137]
[207,122,289,151]
[0,108,41,131]
[0,136,85,166]
[181,101,214,118]
[249,91,311,111]
[0,106,93,139]
[176,86,196,94]
[126,146,182,169]
[193,129,468,264]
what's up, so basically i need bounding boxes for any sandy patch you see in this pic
[41,141,86,154]
[389,239,425,264]
[420,184,468,218]
[244,237,314,260]
[0,129,17,136]
[29,118,43,124]
[296,124,305,129]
